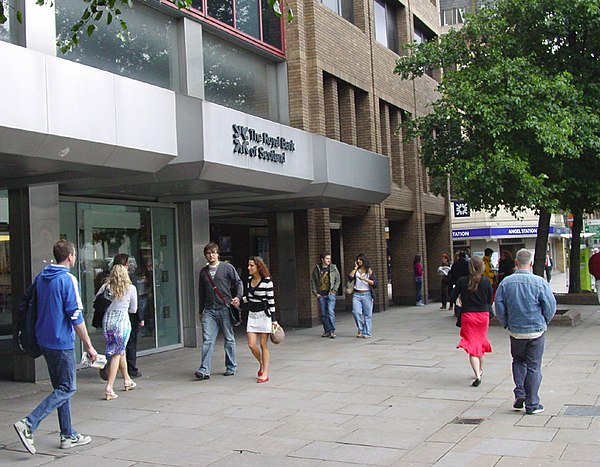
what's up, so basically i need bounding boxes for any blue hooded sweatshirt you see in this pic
[35,264,84,350]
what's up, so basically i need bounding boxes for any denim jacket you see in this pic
[495,269,556,334]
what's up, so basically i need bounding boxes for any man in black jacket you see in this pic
[449,251,470,313]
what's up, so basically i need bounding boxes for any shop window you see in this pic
[321,0,354,24]
[59,202,181,358]
[55,0,181,92]
[203,31,281,122]
[374,0,399,53]
[0,191,10,353]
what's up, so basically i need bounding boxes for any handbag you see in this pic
[205,270,241,326]
[270,322,285,344]
[92,287,113,329]
[345,278,355,295]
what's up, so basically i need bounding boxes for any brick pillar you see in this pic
[392,109,405,186]
[338,84,357,146]
[323,75,340,140]
[342,206,387,312]
[355,89,376,151]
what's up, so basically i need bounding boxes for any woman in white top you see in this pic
[244,256,277,383]
[96,264,138,400]
[347,253,378,338]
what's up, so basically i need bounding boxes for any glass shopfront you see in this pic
[0,191,10,375]
[59,201,181,358]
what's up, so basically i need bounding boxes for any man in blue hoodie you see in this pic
[495,248,556,415]
[14,240,98,455]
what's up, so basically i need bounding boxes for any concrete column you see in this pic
[10,185,59,382]
[179,18,204,99]
[178,199,209,348]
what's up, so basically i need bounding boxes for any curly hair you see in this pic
[105,264,132,300]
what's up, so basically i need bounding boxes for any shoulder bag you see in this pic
[92,286,113,329]
[205,269,241,326]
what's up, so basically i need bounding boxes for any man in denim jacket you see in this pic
[495,248,556,415]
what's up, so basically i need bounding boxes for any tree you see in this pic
[395,0,600,290]
[0,0,293,54]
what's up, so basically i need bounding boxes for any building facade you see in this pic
[0,0,449,381]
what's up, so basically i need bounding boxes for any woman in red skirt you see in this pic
[450,255,493,387]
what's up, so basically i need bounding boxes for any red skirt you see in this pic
[457,312,492,357]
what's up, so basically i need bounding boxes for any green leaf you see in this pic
[86,23,97,37]
[107,12,113,25]
[0,5,6,25]
[95,10,103,20]
[16,10,23,24]
[272,0,281,16]
[287,7,294,22]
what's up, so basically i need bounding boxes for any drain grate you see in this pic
[450,417,485,425]
[564,405,600,416]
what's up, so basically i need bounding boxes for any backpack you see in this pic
[17,279,42,358]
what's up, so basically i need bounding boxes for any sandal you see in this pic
[105,386,118,400]
[124,380,137,391]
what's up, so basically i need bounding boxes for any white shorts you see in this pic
[246,311,272,334]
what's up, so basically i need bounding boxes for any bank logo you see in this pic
[232,124,296,164]
[453,201,470,218]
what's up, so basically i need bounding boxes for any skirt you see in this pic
[103,309,132,357]
[246,311,272,334]
[456,312,492,357]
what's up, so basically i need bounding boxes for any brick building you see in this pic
[0,0,449,381]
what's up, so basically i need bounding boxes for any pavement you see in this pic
[2,270,600,466]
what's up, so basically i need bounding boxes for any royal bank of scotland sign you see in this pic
[453,200,470,218]
[232,124,296,164]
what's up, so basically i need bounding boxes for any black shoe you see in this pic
[526,404,545,415]
[224,370,235,376]
[130,371,142,378]
[472,378,481,387]
[194,371,210,380]
[513,397,526,410]
[99,368,108,381]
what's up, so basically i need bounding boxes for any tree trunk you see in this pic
[533,209,551,277]
[568,211,583,293]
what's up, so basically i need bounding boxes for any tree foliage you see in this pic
[395,0,599,285]
[0,0,293,54]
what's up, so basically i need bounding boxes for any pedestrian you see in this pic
[590,249,600,305]
[244,256,277,383]
[96,264,138,400]
[496,248,557,415]
[14,240,98,455]
[195,242,243,380]
[497,250,515,284]
[449,251,470,314]
[437,253,451,310]
[310,251,341,338]
[482,248,495,283]
[450,256,493,387]
[414,254,425,306]
[347,253,378,338]
[99,254,144,381]
[544,254,553,283]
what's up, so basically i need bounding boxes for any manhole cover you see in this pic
[564,405,600,416]
[450,417,485,425]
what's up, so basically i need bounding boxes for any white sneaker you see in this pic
[14,419,36,455]
[60,433,92,449]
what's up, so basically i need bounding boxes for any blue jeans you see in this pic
[26,347,77,437]
[510,333,545,408]
[415,277,423,303]
[318,294,336,333]
[199,306,236,375]
[352,291,373,337]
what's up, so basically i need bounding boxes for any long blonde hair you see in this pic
[468,256,484,292]
[105,264,131,300]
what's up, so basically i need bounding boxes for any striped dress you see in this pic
[98,284,138,357]
[244,277,276,333]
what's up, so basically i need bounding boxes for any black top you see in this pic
[449,258,470,286]
[450,275,493,313]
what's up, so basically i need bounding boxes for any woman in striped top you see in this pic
[244,256,277,383]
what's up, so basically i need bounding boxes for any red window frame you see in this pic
[161,0,286,58]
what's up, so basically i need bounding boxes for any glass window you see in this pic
[261,0,282,48]
[236,0,260,39]
[374,0,398,53]
[59,202,181,356]
[203,31,281,121]
[55,0,180,92]
[0,0,18,44]
[322,0,353,23]
[0,191,10,352]
[207,0,234,27]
